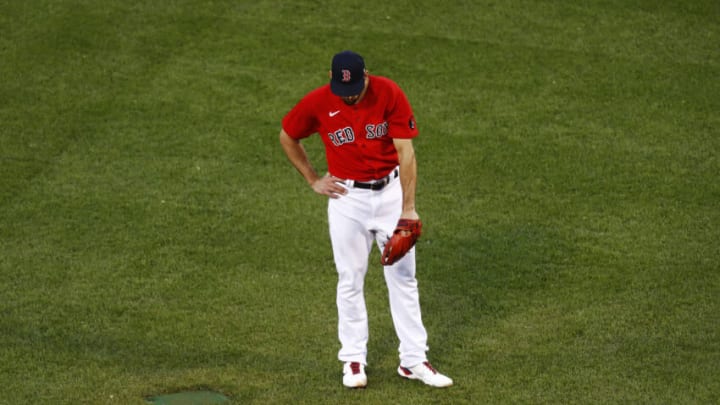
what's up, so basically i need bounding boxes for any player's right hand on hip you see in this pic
[312,173,347,198]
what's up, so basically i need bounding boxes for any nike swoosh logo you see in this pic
[329,110,340,117]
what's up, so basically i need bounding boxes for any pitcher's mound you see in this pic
[146,390,229,404]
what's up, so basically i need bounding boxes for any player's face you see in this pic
[340,76,369,105]
[341,94,362,105]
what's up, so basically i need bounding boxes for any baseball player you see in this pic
[279,50,452,389]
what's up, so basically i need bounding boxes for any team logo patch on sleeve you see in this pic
[408,116,416,129]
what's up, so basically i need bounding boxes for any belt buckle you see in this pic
[376,170,394,189]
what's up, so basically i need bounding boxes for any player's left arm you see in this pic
[393,138,419,221]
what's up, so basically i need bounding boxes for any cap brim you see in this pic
[330,79,365,97]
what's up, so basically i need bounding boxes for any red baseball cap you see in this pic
[330,51,366,96]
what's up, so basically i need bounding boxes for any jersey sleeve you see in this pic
[386,81,419,139]
[282,94,319,140]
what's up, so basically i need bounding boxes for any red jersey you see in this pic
[282,75,418,182]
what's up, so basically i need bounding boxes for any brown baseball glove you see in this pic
[381,219,422,266]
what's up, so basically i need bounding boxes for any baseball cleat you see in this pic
[398,361,453,388]
[342,362,367,388]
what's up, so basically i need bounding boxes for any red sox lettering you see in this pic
[327,121,388,146]
[328,127,355,146]
[365,121,388,139]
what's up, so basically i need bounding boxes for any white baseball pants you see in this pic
[328,172,429,368]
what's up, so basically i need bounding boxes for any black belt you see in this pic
[353,169,399,191]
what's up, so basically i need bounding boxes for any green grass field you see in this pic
[1,0,718,403]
